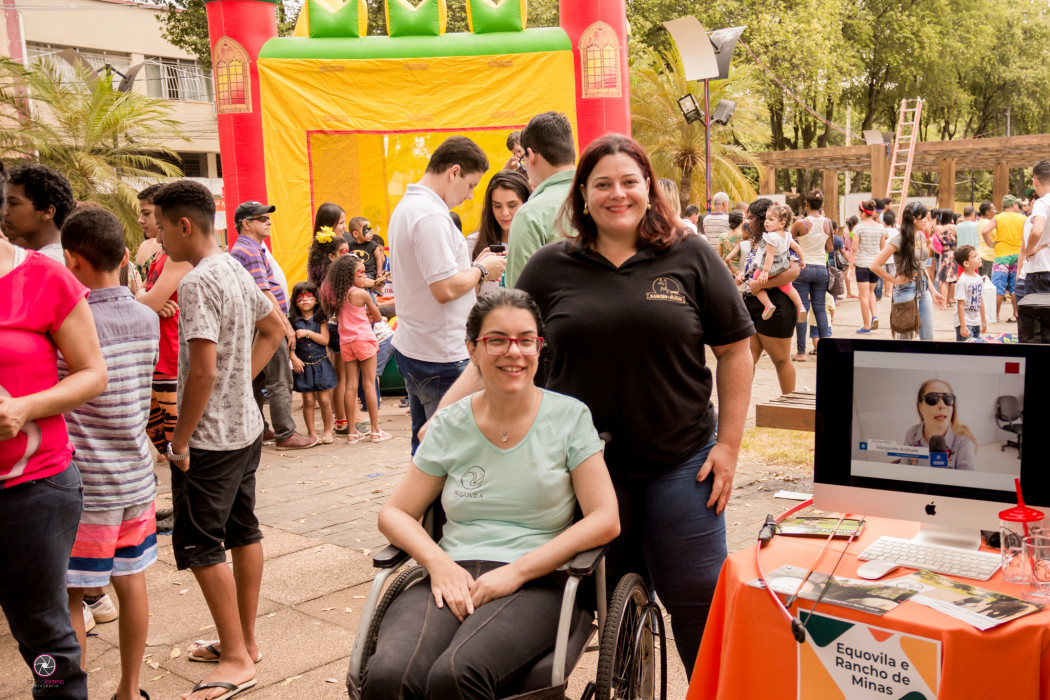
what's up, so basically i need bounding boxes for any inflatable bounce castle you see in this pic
[203,0,631,283]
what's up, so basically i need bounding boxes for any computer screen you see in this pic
[814,339,1050,547]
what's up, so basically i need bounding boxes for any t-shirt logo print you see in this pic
[646,277,686,304]
[352,250,371,263]
[460,465,486,491]
[0,383,42,480]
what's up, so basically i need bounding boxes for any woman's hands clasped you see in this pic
[429,559,525,621]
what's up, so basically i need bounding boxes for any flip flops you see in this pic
[187,640,262,664]
[186,679,256,700]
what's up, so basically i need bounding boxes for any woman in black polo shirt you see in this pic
[514,134,755,676]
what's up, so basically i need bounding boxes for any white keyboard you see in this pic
[858,536,1001,581]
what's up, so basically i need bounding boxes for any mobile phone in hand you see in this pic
[489,244,506,254]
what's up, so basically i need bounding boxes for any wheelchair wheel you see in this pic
[360,565,427,671]
[593,573,666,700]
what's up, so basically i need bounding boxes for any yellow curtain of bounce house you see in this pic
[259,50,576,287]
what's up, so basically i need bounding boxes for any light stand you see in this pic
[663,18,745,211]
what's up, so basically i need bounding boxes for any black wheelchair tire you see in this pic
[360,565,427,674]
[593,573,664,700]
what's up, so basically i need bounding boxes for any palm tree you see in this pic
[0,57,186,246]
[631,47,767,213]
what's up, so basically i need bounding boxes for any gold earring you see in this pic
[583,202,589,216]
[646,200,652,210]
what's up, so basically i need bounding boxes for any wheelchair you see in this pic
[345,506,667,700]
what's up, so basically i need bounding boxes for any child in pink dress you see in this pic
[323,256,392,444]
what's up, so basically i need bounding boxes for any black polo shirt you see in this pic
[517,236,754,478]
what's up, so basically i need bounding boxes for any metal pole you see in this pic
[705,79,712,211]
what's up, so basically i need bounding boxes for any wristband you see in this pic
[167,443,190,462]
[472,262,489,282]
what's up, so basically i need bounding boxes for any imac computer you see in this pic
[814,338,1050,551]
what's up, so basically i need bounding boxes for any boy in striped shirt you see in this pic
[59,207,160,700]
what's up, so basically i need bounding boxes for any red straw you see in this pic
[1015,478,1030,537]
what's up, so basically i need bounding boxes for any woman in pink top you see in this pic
[0,233,107,697]
[323,255,391,444]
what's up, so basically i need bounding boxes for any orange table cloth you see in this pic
[687,516,1050,699]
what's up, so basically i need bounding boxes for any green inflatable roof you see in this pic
[259,27,570,60]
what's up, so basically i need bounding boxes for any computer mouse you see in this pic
[856,560,901,580]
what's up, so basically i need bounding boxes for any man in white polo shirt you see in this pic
[390,136,506,451]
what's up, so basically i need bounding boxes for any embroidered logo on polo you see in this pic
[646,277,686,304]
[455,465,486,499]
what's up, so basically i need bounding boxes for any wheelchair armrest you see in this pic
[372,544,410,569]
[567,545,608,577]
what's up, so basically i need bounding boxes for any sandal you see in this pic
[187,640,263,664]
[186,679,256,700]
[321,434,334,444]
[111,691,149,700]
[761,304,776,321]
[370,429,392,443]
[808,348,820,356]
[347,431,364,445]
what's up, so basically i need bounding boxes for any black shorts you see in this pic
[171,434,263,569]
[854,266,877,284]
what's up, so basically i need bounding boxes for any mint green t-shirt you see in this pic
[413,389,603,564]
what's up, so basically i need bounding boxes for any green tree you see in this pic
[631,47,764,211]
[157,0,302,71]
[0,58,186,247]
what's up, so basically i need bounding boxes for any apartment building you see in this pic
[3,0,222,192]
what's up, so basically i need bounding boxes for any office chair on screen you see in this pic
[995,395,1023,458]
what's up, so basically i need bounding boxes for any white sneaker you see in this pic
[87,593,118,623]
[82,602,96,633]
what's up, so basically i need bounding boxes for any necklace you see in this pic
[485,387,538,443]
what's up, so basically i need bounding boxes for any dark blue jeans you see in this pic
[394,350,469,453]
[793,264,831,353]
[0,463,88,698]
[605,435,725,678]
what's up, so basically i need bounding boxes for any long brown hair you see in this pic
[472,170,530,260]
[562,133,684,250]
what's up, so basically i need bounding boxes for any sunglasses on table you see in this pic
[476,336,544,356]
[922,392,956,406]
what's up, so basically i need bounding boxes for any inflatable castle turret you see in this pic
[559,0,630,148]
[204,0,278,231]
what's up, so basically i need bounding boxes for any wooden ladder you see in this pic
[887,98,923,219]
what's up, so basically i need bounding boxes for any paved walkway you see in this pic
[0,292,1015,699]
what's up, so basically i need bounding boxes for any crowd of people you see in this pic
[3,115,1050,700]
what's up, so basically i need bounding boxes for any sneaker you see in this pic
[87,593,118,624]
[276,433,319,450]
[855,328,872,334]
[398,397,409,408]
[871,316,879,331]
[82,602,96,633]
[334,420,349,435]
[262,428,275,444]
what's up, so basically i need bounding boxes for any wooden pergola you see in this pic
[755,134,1050,222]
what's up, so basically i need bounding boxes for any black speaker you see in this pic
[1018,294,1050,343]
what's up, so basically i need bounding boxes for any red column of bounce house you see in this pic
[559,0,631,152]
[205,0,279,235]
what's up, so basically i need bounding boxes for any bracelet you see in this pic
[167,443,190,462]
[472,262,489,282]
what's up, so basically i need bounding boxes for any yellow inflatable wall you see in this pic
[257,4,577,285]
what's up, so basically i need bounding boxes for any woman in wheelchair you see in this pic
[363,289,620,700]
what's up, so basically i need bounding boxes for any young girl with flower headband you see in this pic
[308,202,353,434]
[289,281,338,443]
